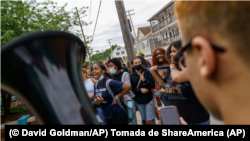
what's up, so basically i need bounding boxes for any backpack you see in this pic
[94,79,135,123]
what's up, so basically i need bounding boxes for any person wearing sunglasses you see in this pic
[151,40,210,125]
[174,1,250,124]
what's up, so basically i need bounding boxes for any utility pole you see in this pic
[106,39,113,52]
[75,7,93,66]
[126,9,139,54]
[115,0,136,71]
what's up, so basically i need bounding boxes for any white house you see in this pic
[110,45,127,61]
[136,26,153,59]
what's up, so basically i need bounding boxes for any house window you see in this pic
[142,41,148,49]
[174,28,179,34]
[117,48,121,50]
[116,52,120,55]
[165,33,168,38]
[121,51,125,54]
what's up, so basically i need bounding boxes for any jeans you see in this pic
[135,98,156,125]
[91,100,106,125]
[190,119,210,125]
[161,94,168,106]
[128,100,138,125]
[160,86,168,106]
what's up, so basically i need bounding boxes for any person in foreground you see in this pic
[92,63,131,124]
[174,1,250,124]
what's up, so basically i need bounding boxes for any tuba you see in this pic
[1,31,99,124]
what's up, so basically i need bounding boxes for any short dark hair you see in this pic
[108,58,122,70]
[119,57,123,61]
[140,53,145,57]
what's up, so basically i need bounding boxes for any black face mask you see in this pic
[135,64,142,70]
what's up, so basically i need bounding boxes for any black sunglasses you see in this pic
[174,40,226,66]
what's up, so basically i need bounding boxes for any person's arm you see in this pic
[171,70,189,83]
[88,93,94,99]
[141,71,155,89]
[150,66,166,87]
[170,64,188,83]
[111,82,131,105]
[116,82,131,98]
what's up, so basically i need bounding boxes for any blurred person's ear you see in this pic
[192,36,216,79]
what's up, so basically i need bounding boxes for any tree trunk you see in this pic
[1,90,12,115]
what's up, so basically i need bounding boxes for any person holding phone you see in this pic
[92,63,131,125]
[151,40,210,125]
[81,68,106,125]
[130,57,155,125]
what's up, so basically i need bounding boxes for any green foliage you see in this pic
[10,106,28,113]
[1,0,91,46]
[82,61,89,68]
[91,45,118,62]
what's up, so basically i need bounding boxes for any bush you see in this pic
[10,106,28,113]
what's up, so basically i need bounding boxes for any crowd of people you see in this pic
[81,1,250,125]
[82,41,210,125]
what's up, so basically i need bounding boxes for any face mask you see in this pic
[135,64,142,70]
[109,68,117,74]
[97,75,104,82]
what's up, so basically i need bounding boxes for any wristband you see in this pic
[171,68,178,73]
[115,95,120,101]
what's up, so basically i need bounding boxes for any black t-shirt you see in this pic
[164,69,210,124]
[113,71,123,82]
[122,64,128,73]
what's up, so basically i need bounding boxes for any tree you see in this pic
[1,0,92,115]
[1,0,92,46]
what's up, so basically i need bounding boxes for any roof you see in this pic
[138,26,151,35]
[147,1,174,21]
[138,31,152,43]
[137,26,151,41]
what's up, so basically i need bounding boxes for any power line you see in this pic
[86,0,92,34]
[90,0,102,47]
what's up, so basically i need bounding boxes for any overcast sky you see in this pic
[54,0,171,53]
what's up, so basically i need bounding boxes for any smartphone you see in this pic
[159,106,181,125]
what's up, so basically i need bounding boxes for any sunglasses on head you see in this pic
[174,39,226,68]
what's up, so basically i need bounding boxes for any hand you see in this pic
[141,88,148,94]
[96,94,104,104]
[170,64,177,70]
[158,89,165,94]
[150,66,158,74]
[140,74,145,82]
[111,98,121,105]
[179,117,188,125]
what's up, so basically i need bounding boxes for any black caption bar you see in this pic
[4,125,249,140]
